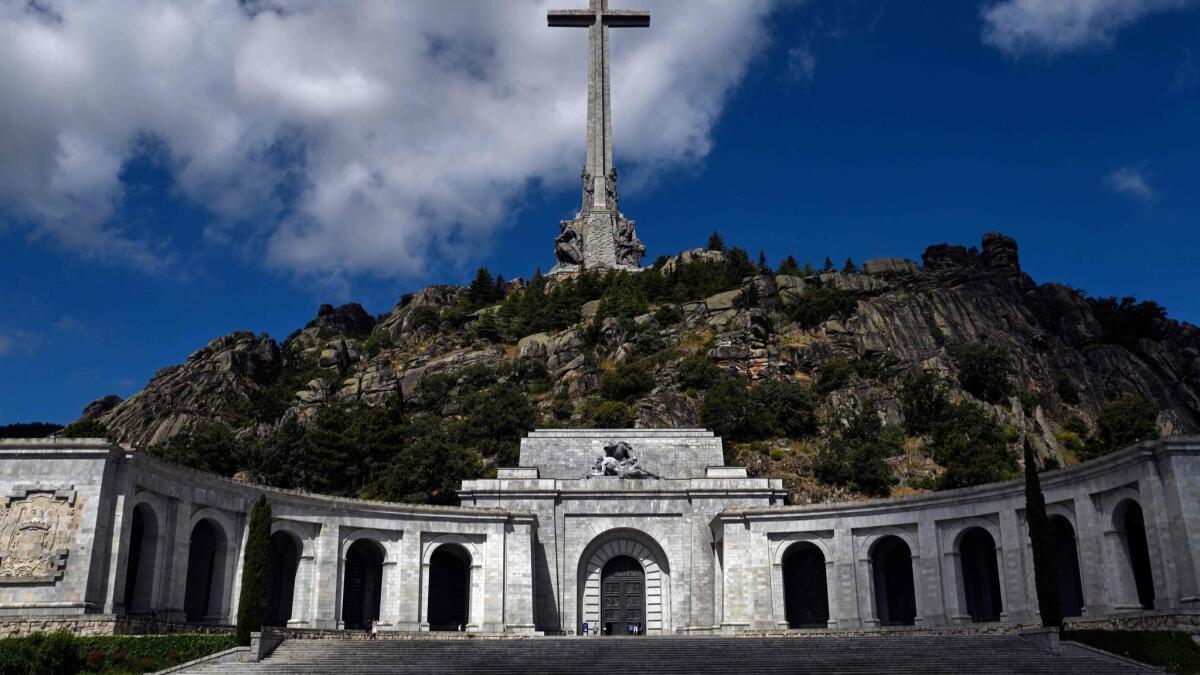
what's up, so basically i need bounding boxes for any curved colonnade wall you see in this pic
[0,433,1197,636]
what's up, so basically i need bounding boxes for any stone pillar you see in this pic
[311,519,340,630]
[916,515,947,625]
[1073,493,1111,615]
[718,520,752,632]
[1157,449,1200,605]
[998,509,1027,621]
[832,528,858,628]
[289,548,316,626]
[393,531,423,632]
[504,519,537,633]
[161,497,192,622]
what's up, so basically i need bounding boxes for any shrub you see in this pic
[585,400,636,429]
[599,363,655,404]
[408,305,441,333]
[59,417,108,439]
[1063,630,1200,674]
[1089,296,1167,349]
[900,371,949,435]
[751,380,817,439]
[1062,414,1089,436]
[1055,373,1080,405]
[701,377,764,442]
[814,357,855,396]
[0,633,237,675]
[947,341,1013,404]
[1055,431,1083,456]
[927,401,1018,489]
[786,288,860,329]
[676,353,722,392]
[814,411,899,497]
[1082,395,1160,460]
[148,421,246,477]
[236,495,271,645]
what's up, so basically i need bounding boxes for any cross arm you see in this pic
[602,10,650,28]
[548,10,595,27]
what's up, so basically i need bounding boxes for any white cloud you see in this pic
[787,45,817,83]
[0,0,782,283]
[1104,165,1158,203]
[981,0,1194,56]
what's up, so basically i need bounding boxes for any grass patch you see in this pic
[1064,629,1200,674]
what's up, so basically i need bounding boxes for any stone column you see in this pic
[1073,493,1112,615]
[311,519,340,630]
[718,520,751,632]
[289,548,316,626]
[997,509,1026,621]
[916,515,946,625]
[393,531,422,632]
[832,528,858,628]
[504,519,537,633]
[161,497,192,622]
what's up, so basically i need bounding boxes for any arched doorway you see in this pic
[264,531,301,627]
[959,527,1002,623]
[600,556,645,636]
[123,504,158,614]
[427,544,471,631]
[341,539,384,630]
[1118,501,1155,609]
[871,536,916,626]
[1049,516,1085,617]
[577,531,670,635]
[782,542,829,628]
[184,519,227,622]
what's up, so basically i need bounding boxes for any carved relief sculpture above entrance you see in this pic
[0,485,76,583]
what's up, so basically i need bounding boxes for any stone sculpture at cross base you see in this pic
[549,0,649,275]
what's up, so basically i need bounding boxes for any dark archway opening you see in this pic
[871,536,916,626]
[600,555,645,636]
[1049,516,1085,617]
[1121,502,1155,609]
[123,504,158,614]
[264,531,301,627]
[960,528,1002,623]
[782,542,829,628]
[428,545,472,631]
[184,519,226,622]
[342,539,384,630]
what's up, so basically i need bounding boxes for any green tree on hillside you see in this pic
[1023,442,1062,629]
[236,495,271,645]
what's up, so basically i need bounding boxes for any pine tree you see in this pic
[236,495,271,645]
[757,250,770,274]
[1024,442,1062,628]
[707,231,726,252]
[802,260,817,276]
[842,257,859,274]
[467,267,501,309]
[822,256,835,273]
[778,256,800,275]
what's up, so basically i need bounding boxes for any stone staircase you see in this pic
[173,634,1160,674]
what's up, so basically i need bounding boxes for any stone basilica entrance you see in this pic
[601,556,645,635]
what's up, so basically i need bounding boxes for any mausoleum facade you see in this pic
[0,431,1197,637]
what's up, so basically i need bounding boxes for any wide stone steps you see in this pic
[178,635,1157,674]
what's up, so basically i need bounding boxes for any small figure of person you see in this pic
[367,618,377,640]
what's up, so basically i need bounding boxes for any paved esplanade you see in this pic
[549,0,647,273]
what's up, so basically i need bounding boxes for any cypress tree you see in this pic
[707,231,726,252]
[236,494,272,645]
[1023,442,1062,628]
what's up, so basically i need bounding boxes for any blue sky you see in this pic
[2,0,1198,424]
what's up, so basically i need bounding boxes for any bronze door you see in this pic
[601,556,645,635]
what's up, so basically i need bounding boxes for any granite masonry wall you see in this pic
[1,433,1198,639]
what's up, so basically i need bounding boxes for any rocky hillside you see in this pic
[72,233,1200,503]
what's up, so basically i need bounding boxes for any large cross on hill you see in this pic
[549,0,649,214]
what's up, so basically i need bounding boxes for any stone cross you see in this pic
[548,0,649,273]
[549,0,649,212]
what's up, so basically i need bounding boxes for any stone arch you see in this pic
[341,537,386,630]
[957,527,1003,622]
[427,543,472,631]
[868,535,917,626]
[781,541,830,628]
[183,516,232,622]
[1047,514,1085,617]
[264,529,302,627]
[1113,498,1155,609]
[420,534,484,631]
[578,529,670,634]
[122,500,162,614]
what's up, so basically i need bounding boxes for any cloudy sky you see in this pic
[2,0,1199,423]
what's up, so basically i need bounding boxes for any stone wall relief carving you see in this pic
[0,485,76,583]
